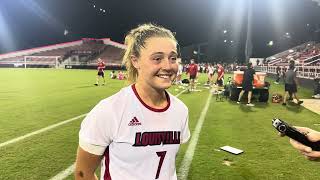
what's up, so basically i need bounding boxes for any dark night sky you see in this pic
[0,0,319,60]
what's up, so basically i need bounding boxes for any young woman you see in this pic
[75,23,190,180]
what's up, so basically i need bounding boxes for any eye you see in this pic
[152,56,163,64]
[170,56,177,62]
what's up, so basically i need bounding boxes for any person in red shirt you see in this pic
[216,63,224,87]
[95,58,106,86]
[188,59,198,91]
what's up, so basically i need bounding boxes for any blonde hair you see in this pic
[122,23,177,83]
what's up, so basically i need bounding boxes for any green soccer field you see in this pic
[1,68,320,180]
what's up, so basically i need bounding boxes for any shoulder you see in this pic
[94,86,132,114]
[81,86,132,129]
[168,92,188,113]
[79,87,133,147]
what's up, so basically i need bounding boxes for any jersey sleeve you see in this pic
[181,110,191,144]
[79,100,115,155]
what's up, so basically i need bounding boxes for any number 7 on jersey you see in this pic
[155,151,167,179]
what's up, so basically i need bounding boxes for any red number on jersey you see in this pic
[155,151,167,179]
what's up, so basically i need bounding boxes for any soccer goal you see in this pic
[23,56,61,68]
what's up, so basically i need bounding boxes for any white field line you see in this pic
[176,89,187,97]
[177,92,213,180]
[49,163,76,180]
[49,89,188,180]
[0,113,87,148]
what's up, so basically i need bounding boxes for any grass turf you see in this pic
[0,68,319,179]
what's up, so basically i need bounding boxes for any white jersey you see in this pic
[208,66,214,75]
[177,64,183,75]
[79,84,190,180]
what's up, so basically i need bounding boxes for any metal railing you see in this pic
[255,65,320,79]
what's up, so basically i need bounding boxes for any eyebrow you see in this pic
[150,51,178,56]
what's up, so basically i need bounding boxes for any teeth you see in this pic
[157,75,171,79]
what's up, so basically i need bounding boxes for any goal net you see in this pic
[23,56,61,68]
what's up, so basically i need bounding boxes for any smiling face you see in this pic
[132,37,178,91]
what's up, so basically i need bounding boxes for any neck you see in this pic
[134,82,168,108]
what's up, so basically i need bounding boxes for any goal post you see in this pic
[23,56,61,68]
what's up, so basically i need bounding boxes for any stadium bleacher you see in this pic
[266,42,320,67]
[87,45,124,65]
[0,38,125,68]
[257,41,320,80]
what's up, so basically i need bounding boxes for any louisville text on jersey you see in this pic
[133,131,181,146]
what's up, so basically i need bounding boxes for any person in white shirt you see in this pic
[207,64,214,85]
[75,23,190,180]
[176,58,183,85]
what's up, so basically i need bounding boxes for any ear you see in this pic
[130,55,140,69]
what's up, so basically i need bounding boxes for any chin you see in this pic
[163,83,172,89]
[154,81,172,90]
[160,83,172,89]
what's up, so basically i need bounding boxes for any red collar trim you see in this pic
[131,84,170,112]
